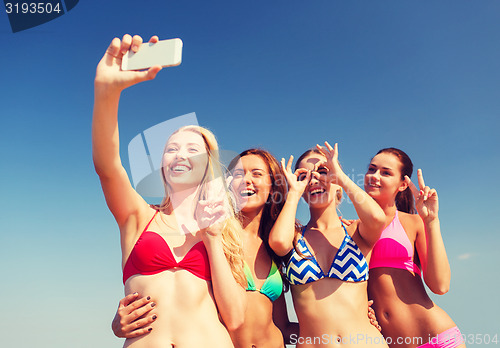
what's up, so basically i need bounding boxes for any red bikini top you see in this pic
[123,210,212,284]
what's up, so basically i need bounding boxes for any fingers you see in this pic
[125,66,162,85]
[341,218,355,226]
[332,142,338,160]
[324,141,338,161]
[315,143,330,160]
[324,141,334,152]
[120,312,157,338]
[124,295,156,315]
[315,141,338,160]
[404,175,419,199]
[286,155,294,173]
[128,300,156,321]
[122,324,155,338]
[281,156,294,174]
[121,34,133,55]
[417,169,426,190]
[107,37,122,58]
[145,65,163,79]
[204,178,226,201]
[149,35,159,43]
[280,158,286,173]
[427,188,438,200]
[225,175,233,188]
[294,168,310,181]
[198,201,228,222]
[113,295,157,338]
[131,35,143,53]
[422,186,430,201]
[310,170,320,181]
[416,169,433,201]
[367,299,375,318]
[366,300,381,332]
[316,143,327,157]
[119,292,140,308]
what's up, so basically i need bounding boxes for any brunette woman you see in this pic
[269,142,387,348]
[365,148,465,348]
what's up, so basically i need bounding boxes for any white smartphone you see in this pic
[121,38,183,71]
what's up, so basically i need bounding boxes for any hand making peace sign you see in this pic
[197,178,231,237]
[405,169,439,223]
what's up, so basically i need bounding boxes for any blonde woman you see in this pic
[92,34,246,347]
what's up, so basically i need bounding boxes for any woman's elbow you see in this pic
[372,211,386,231]
[224,308,245,331]
[269,238,290,257]
[433,282,450,295]
[224,294,246,331]
[428,278,450,295]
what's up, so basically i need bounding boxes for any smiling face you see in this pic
[230,154,272,214]
[161,130,209,192]
[364,152,407,204]
[297,153,341,208]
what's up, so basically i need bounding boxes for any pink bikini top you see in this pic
[123,211,212,284]
[369,210,421,276]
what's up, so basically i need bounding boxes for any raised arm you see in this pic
[92,34,162,228]
[406,169,450,294]
[316,142,386,246]
[268,156,311,256]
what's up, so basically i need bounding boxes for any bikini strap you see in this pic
[142,210,159,233]
[301,225,307,237]
[339,219,348,235]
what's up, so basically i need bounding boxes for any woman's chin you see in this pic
[168,180,202,192]
[238,200,264,214]
[306,194,332,208]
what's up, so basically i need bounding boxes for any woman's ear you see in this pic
[398,180,409,192]
[336,187,343,202]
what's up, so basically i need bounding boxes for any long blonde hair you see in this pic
[154,125,246,287]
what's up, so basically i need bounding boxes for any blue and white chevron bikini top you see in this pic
[285,223,369,285]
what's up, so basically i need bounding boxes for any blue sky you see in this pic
[1,1,499,347]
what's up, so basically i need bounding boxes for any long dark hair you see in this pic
[375,148,416,214]
[228,148,287,267]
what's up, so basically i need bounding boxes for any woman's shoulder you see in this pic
[397,211,421,224]
[125,204,161,234]
[397,211,423,236]
[345,219,372,252]
[343,218,361,235]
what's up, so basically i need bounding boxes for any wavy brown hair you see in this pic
[228,148,288,268]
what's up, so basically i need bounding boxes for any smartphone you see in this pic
[121,38,183,71]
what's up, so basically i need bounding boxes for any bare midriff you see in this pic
[368,268,458,348]
[229,292,284,348]
[291,278,388,348]
[123,270,234,348]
